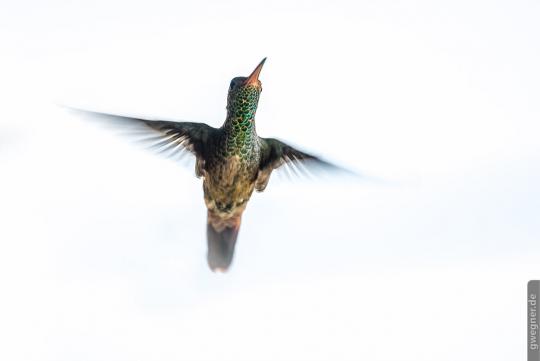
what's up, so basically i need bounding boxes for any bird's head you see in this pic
[226,58,266,121]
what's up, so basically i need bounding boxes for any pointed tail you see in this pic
[206,211,242,272]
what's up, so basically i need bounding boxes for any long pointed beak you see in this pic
[244,58,266,86]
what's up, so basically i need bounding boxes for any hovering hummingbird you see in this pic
[72,58,347,272]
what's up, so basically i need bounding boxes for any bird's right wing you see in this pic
[68,108,217,162]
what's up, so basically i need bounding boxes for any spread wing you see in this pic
[256,137,349,191]
[68,108,217,162]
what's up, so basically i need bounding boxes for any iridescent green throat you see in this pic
[222,85,260,158]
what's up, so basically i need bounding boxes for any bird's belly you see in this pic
[203,155,257,218]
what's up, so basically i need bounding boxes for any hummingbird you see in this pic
[71,58,346,272]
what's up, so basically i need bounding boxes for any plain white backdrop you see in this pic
[1,0,539,360]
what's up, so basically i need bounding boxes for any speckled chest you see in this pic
[208,129,260,182]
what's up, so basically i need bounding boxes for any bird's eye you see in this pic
[229,81,235,90]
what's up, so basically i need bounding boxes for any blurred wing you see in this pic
[256,137,349,190]
[68,108,217,161]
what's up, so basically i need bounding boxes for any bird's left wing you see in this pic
[256,137,350,191]
[68,108,217,161]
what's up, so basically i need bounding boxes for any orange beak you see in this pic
[244,58,266,86]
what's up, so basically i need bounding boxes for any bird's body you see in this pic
[203,78,262,218]
[72,58,344,271]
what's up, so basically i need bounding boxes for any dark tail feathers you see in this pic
[206,215,241,272]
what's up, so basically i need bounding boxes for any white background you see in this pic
[0,0,539,360]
